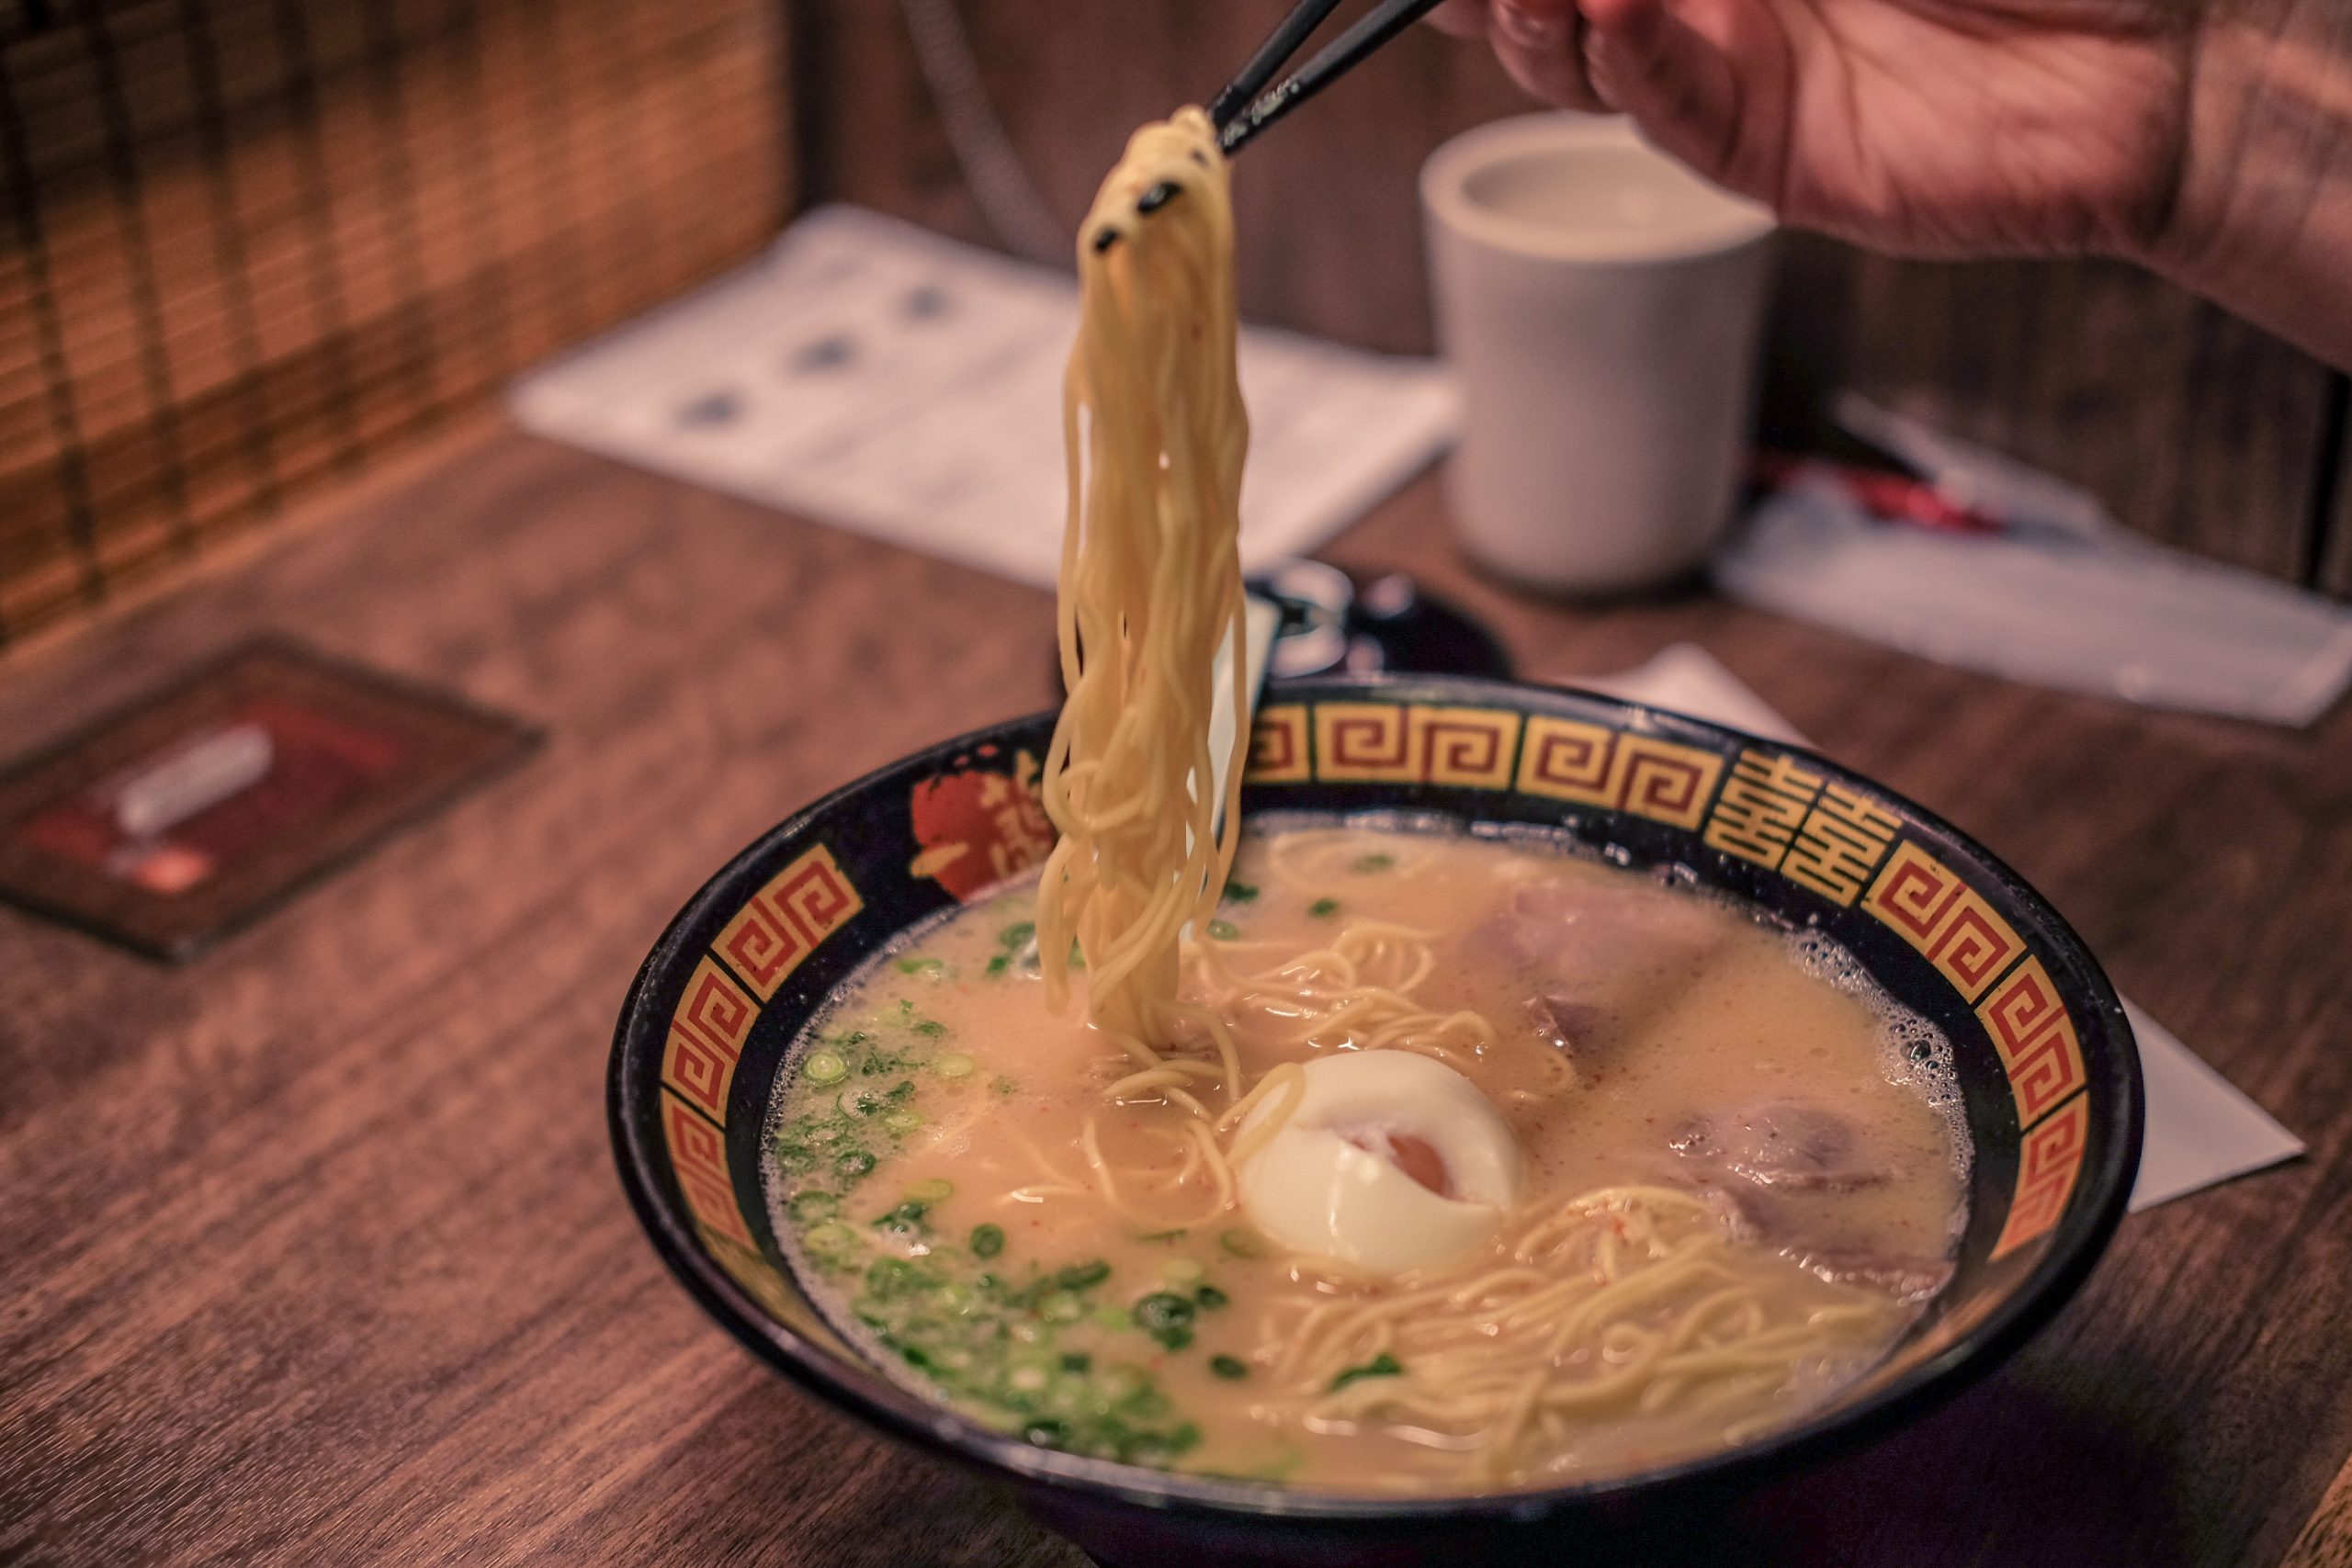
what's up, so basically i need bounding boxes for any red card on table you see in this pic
[0,640,537,959]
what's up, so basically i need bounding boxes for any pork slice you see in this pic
[1668,1101,1893,1192]
[1794,1248,1956,1303]
[1485,882,1728,1066]
[1526,991,1609,1057]
[1641,1143,1952,1305]
[1480,882,1728,984]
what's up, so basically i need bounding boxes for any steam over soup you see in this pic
[765,823,1968,1494]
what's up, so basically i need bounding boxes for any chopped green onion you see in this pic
[1193,1284,1228,1311]
[802,1222,861,1256]
[882,1109,923,1134]
[1206,919,1240,941]
[1060,1352,1092,1373]
[1308,897,1340,919]
[1330,1352,1403,1391]
[787,1190,840,1224]
[969,1224,1005,1258]
[1218,1227,1266,1258]
[1055,1259,1112,1291]
[1159,1258,1204,1288]
[834,1150,876,1179]
[865,1258,922,1298]
[1209,1355,1250,1381]
[1222,880,1260,904]
[1000,920,1035,951]
[1135,1227,1188,1244]
[907,1178,954,1203]
[894,955,944,975]
[1093,1363,1150,1404]
[1350,853,1395,874]
[804,1050,848,1085]
[935,1052,977,1078]
[984,954,1011,977]
[1132,1292,1197,1350]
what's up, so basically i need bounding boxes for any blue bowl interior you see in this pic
[609,674,2143,1522]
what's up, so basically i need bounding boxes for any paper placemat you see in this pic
[509,206,1458,586]
[1573,642,2304,1212]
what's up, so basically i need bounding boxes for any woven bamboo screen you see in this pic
[0,0,790,649]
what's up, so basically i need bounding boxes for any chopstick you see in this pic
[1095,0,1447,252]
[1204,0,1351,131]
[1212,0,1454,155]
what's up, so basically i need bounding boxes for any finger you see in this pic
[1424,0,1491,38]
[1487,0,1610,112]
[1581,0,1751,190]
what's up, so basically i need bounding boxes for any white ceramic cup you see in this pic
[1421,114,1777,594]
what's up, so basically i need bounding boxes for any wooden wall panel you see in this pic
[2322,381,2352,596]
[794,0,2346,589]
[1761,244,2341,583]
[0,0,792,650]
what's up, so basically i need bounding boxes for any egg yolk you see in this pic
[1344,1130,1454,1198]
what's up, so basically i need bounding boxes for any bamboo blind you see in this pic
[0,0,790,649]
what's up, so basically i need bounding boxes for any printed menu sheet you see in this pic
[511,206,1458,585]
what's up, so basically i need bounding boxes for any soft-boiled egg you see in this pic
[1234,1052,1521,1276]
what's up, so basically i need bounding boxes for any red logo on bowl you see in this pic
[908,746,1055,901]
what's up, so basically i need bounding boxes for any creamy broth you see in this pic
[764,823,1966,1493]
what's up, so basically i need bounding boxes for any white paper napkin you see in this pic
[1715,400,2352,728]
[1574,643,2304,1211]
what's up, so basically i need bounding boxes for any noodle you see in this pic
[1037,107,1250,1051]
[1256,1187,1900,1483]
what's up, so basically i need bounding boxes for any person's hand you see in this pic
[1433,0,2352,368]
[1429,0,2196,260]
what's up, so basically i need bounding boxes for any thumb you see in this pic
[1582,0,1754,195]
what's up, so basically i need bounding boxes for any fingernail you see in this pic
[1494,0,1573,46]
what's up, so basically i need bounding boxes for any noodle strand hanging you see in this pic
[1037,107,1250,1052]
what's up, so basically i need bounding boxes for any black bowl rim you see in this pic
[609,671,2144,1523]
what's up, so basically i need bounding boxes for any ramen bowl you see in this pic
[608,674,2142,1567]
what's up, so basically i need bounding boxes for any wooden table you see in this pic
[3,424,2347,1567]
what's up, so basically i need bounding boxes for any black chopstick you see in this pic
[1214,0,1453,155]
[1094,0,1447,252]
[1205,0,1351,131]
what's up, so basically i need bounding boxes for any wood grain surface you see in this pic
[2286,1456,2352,1568]
[1,425,2348,1566]
[790,0,2352,592]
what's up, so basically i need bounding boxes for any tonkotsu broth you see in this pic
[765,823,1966,1494]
